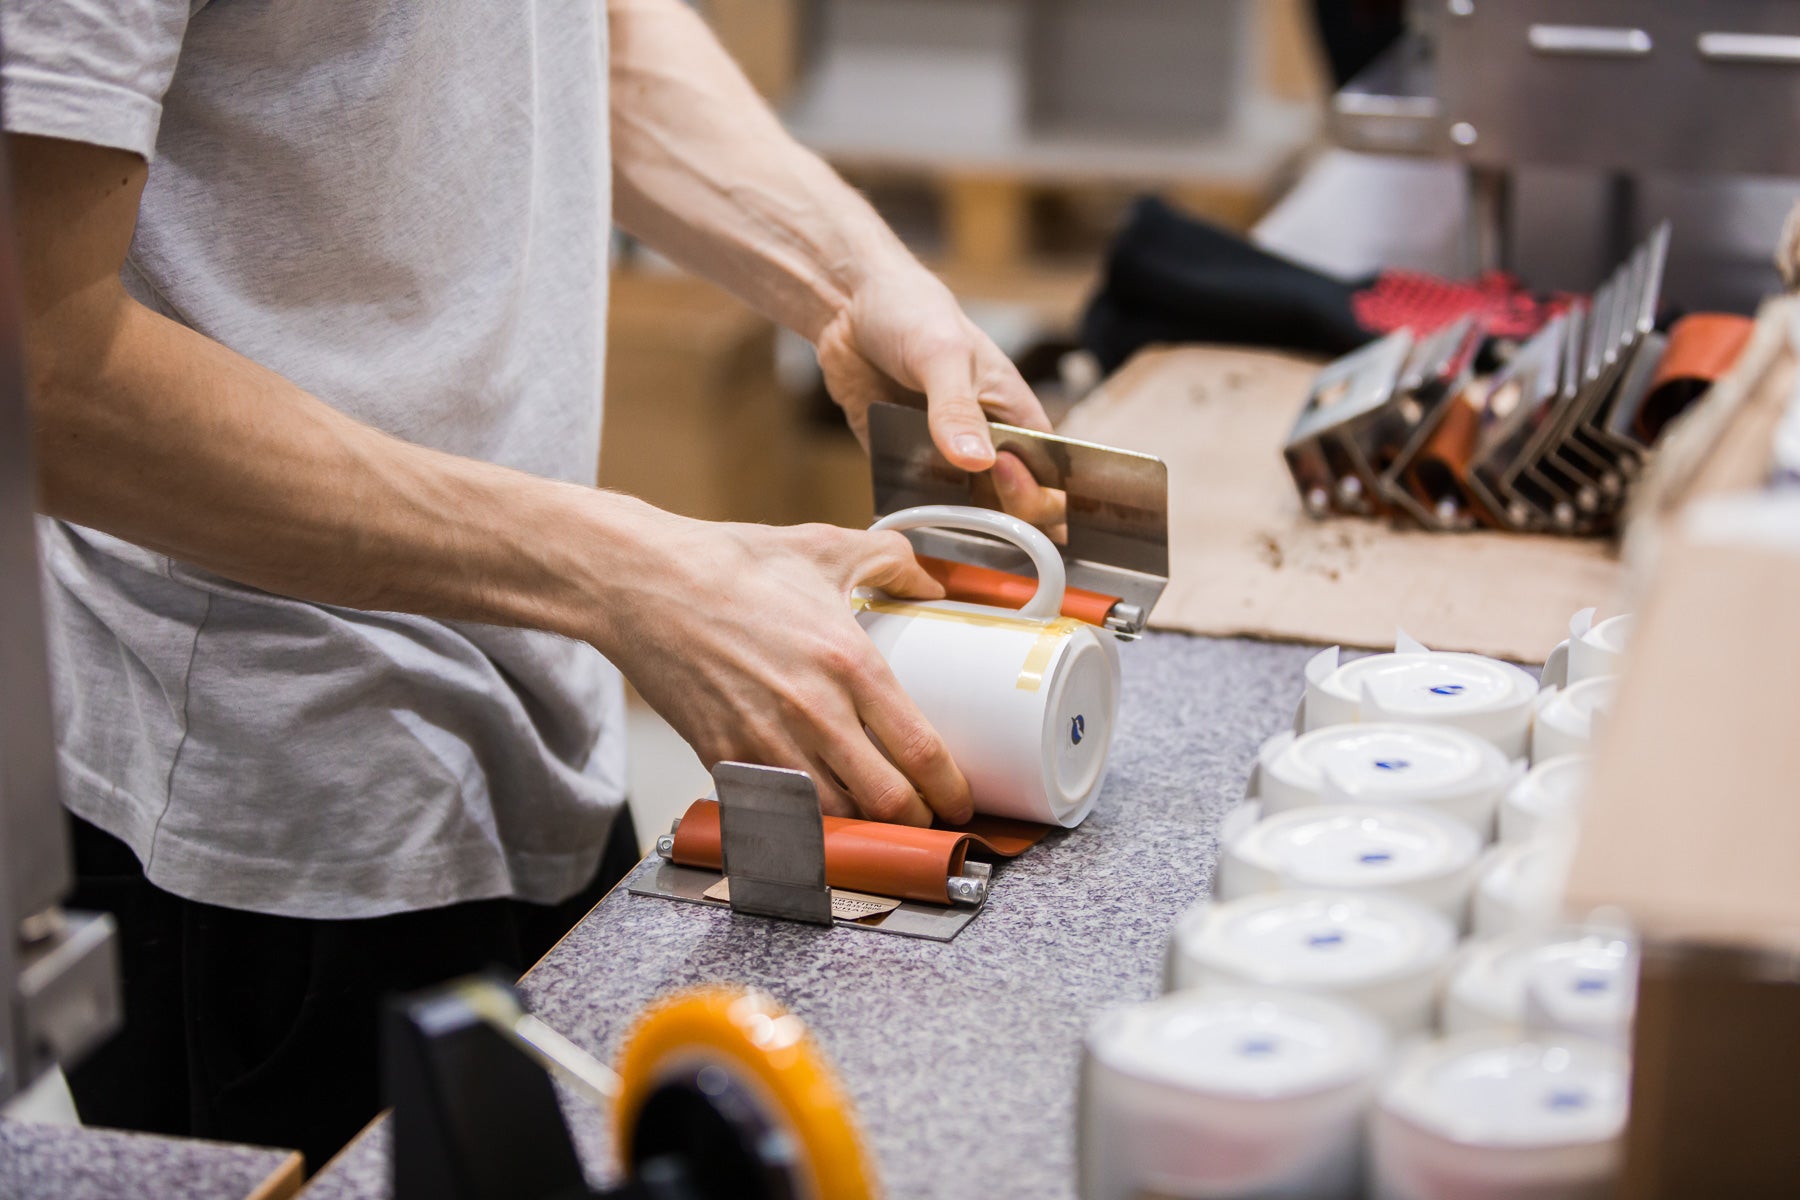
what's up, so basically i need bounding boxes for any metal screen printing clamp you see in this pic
[866,401,1169,638]
[631,762,996,942]
[1282,329,1415,519]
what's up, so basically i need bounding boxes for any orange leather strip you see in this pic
[1400,391,1502,526]
[916,555,1119,627]
[1647,313,1754,395]
[668,799,1049,906]
[1636,313,1755,443]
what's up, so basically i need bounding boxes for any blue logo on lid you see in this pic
[1307,931,1346,949]
[1429,684,1467,696]
[1546,1089,1590,1111]
[1237,1037,1278,1057]
[1573,976,1610,994]
[1374,758,1411,771]
[1358,851,1394,865]
[1070,714,1086,745]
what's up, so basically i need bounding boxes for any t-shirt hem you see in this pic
[1,65,163,159]
[59,752,617,921]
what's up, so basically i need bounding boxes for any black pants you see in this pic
[63,807,641,1174]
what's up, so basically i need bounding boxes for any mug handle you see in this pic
[868,504,1067,622]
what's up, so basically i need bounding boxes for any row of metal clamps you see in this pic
[1078,610,1635,1200]
[1286,224,1755,537]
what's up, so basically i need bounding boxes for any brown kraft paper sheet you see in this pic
[1058,344,1623,663]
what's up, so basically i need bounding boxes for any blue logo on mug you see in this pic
[1374,759,1410,771]
[1358,851,1394,865]
[1307,931,1346,949]
[1546,1089,1589,1111]
[1429,684,1467,696]
[1070,714,1086,745]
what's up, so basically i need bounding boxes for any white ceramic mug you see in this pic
[1499,755,1590,844]
[856,505,1121,826]
[1216,805,1483,930]
[1442,929,1637,1045]
[1254,722,1515,840]
[1371,1032,1628,1200]
[1472,837,1574,938]
[1079,987,1389,1200]
[1167,891,1457,1036]
[1542,609,1633,689]
[1302,635,1538,759]
[1530,678,1614,764]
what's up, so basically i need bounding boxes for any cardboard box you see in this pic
[601,270,799,525]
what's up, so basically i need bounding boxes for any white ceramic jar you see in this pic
[1254,722,1515,839]
[1531,678,1615,764]
[1302,637,1538,759]
[1079,987,1389,1200]
[1167,891,1458,1035]
[1370,1032,1629,1200]
[1216,805,1483,929]
[1499,755,1590,844]
[855,505,1121,826]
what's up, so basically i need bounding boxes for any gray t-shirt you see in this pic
[1,0,626,918]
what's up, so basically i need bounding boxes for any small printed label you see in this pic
[1545,1089,1590,1112]
[703,877,903,922]
[1374,758,1411,771]
[1429,683,1467,696]
[1070,714,1086,745]
[1306,931,1347,949]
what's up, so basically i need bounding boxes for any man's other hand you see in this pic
[814,267,1068,534]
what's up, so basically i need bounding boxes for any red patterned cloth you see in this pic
[1353,270,1582,341]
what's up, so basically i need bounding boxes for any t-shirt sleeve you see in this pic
[1,0,194,160]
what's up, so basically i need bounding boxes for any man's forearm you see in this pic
[607,0,916,340]
[31,288,662,648]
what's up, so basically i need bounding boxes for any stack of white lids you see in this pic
[1255,722,1515,837]
[1217,805,1483,927]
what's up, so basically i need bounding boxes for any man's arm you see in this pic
[12,132,971,826]
[607,0,1062,523]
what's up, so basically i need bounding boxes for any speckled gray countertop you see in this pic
[0,1118,302,1199]
[302,632,1315,1200]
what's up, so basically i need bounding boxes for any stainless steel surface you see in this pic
[868,402,1168,637]
[0,110,117,1103]
[1328,35,1443,157]
[626,862,985,943]
[1697,31,1800,64]
[1527,24,1652,58]
[1437,1,1800,176]
[713,762,834,927]
[654,833,676,859]
[15,910,119,1072]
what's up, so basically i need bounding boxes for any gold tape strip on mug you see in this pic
[852,597,1082,692]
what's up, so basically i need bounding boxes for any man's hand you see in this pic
[815,264,1068,531]
[595,506,973,826]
